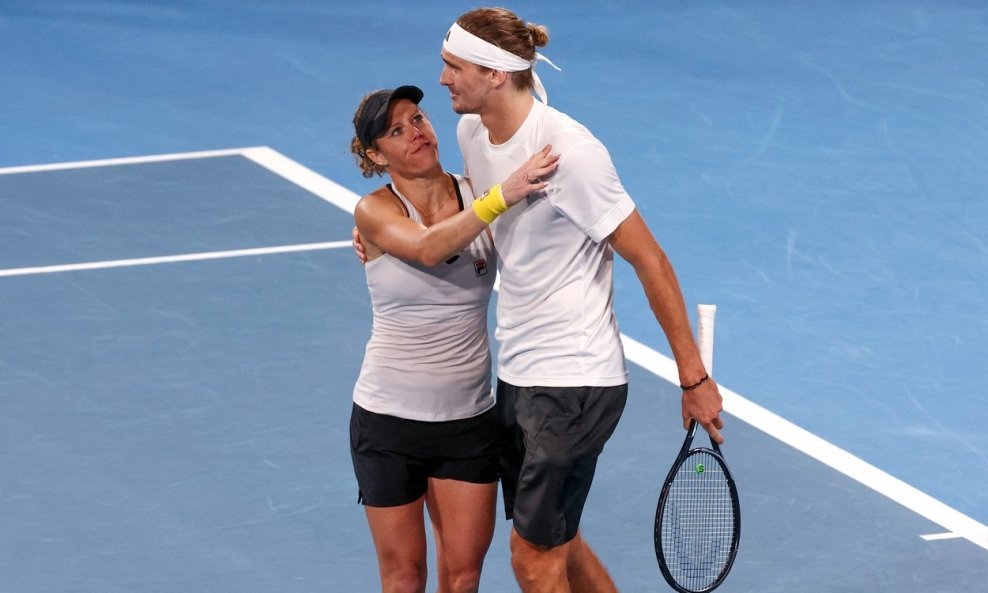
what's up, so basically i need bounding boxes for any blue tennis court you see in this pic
[1,2,986,591]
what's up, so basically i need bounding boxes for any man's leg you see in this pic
[566,532,618,593]
[510,527,570,593]
[510,528,618,593]
[499,383,628,592]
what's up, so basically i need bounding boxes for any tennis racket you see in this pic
[654,304,740,593]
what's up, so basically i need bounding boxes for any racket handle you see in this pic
[697,304,716,375]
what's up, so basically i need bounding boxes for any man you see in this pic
[438,8,725,593]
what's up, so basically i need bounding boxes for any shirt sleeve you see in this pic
[548,139,637,243]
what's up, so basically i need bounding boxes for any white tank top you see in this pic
[352,174,497,421]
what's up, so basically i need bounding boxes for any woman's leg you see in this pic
[365,495,429,593]
[425,479,498,593]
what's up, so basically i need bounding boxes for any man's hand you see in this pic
[681,378,725,444]
[352,225,368,265]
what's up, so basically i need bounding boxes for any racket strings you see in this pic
[659,450,736,591]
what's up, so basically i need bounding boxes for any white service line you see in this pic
[922,532,965,542]
[0,242,352,278]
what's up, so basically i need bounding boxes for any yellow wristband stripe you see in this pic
[471,184,509,224]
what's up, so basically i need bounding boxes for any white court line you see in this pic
[241,146,362,213]
[6,147,987,552]
[0,242,354,278]
[0,147,256,176]
[0,146,359,278]
[621,335,988,551]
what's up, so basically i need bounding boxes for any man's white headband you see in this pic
[443,22,561,104]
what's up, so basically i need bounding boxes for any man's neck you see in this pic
[480,92,535,145]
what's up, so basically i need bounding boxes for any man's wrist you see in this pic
[680,373,710,391]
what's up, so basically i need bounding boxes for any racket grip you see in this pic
[697,304,716,375]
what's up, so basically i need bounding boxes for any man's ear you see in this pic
[489,69,510,89]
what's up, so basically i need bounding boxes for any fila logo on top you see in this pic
[474,259,488,277]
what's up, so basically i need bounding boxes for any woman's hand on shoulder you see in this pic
[500,144,559,206]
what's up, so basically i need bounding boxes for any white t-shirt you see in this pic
[458,101,636,387]
[352,174,497,421]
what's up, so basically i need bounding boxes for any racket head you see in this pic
[654,446,740,593]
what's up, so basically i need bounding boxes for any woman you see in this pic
[348,84,557,593]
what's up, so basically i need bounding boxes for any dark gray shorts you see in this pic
[350,403,500,507]
[495,380,628,547]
